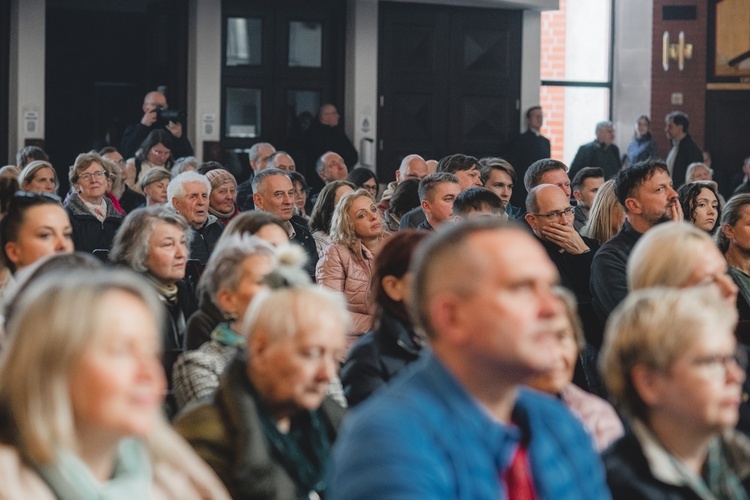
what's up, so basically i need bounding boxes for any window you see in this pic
[540,0,614,165]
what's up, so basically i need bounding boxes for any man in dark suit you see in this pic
[664,111,703,188]
[507,106,551,209]
[569,121,621,180]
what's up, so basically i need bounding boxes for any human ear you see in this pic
[382,275,405,302]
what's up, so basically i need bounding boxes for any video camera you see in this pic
[154,105,186,126]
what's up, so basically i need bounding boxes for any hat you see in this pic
[18,161,57,187]
[140,167,172,188]
[205,169,237,190]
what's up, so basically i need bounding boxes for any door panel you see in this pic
[378,2,521,180]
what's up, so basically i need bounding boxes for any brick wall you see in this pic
[651,1,707,157]
[540,0,566,161]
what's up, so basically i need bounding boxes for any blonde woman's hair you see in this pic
[17,160,59,191]
[581,179,623,244]
[627,221,716,291]
[0,269,163,464]
[599,287,736,420]
[329,189,381,247]
[241,285,351,344]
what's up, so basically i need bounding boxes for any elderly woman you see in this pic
[205,169,239,226]
[0,269,229,498]
[317,189,388,348]
[172,235,278,411]
[677,181,721,234]
[526,287,623,451]
[126,129,174,193]
[140,166,172,207]
[110,206,194,393]
[601,287,750,498]
[0,192,74,275]
[718,194,750,321]
[64,151,123,253]
[17,160,58,195]
[184,212,288,352]
[581,179,625,245]
[308,180,355,255]
[341,231,427,406]
[174,281,349,498]
[168,171,224,265]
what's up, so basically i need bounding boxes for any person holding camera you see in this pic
[119,90,194,160]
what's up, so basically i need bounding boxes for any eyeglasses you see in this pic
[150,148,171,157]
[79,171,107,181]
[690,347,749,378]
[363,183,378,194]
[531,206,575,220]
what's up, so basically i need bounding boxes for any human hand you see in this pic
[166,121,183,138]
[669,199,683,222]
[141,109,158,127]
[542,223,590,254]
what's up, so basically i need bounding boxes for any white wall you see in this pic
[9,0,46,163]
[612,0,653,153]
[188,0,222,162]
[520,9,543,132]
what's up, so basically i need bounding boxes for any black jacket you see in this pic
[64,192,123,253]
[188,215,224,264]
[671,133,703,188]
[340,311,422,407]
[120,123,194,160]
[569,140,621,180]
[290,216,319,280]
[507,130,551,209]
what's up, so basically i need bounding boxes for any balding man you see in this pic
[120,90,194,160]
[569,121,620,180]
[526,184,601,350]
[268,151,296,172]
[378,154,429,214]
[237,142,276,212]
[253,168,318,278]
[328,219,609,498]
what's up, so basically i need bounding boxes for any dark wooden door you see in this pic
[705,90,750,197]
[377,2,521,181]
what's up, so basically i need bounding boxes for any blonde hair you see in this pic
[241,285,351,344]
[329,189,381,247]
[581,179,623,244]
[628,222,715,291]
[599,287,736,419]
[17,160,59,191]
[0,269,163,464]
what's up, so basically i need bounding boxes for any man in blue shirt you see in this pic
[328,218,611,499]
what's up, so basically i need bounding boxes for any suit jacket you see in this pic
[671,133,703,187]
[507,130,551,209]
[569,141,621,180]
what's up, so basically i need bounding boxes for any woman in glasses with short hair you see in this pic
[125,129,174,193]
[64,151,123,253]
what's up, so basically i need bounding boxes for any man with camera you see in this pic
[119,90,194,160]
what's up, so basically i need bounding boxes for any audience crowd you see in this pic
[2,104,750,499]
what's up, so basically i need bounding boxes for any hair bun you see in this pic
[263,243,310,289]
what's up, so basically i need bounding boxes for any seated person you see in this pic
[174,280,350,499]
[416,172,461,231]
[452,186,505,220]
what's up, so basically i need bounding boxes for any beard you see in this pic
[643,201,676,226]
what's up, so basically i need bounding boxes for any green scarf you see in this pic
[210,322,246,347]
[34,438,152,500]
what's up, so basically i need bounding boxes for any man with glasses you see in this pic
[526,184,600,353]
[120,90,194,160]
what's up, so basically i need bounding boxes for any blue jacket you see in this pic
[328,353,611,499]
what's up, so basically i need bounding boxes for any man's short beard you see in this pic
[643,207,672,226]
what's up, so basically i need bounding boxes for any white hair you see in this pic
[167,171,211,205]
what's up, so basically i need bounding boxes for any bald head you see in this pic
[142,91,167,114]
[396,155,429,184]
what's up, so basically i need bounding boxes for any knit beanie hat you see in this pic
[205,169,237,190]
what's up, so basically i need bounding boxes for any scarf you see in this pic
[248,380,333,498]
[210,322,246,347]
[208,204,239,224]
[83,199,108,223]
[34,438,152,500]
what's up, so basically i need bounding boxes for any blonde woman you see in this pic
[0,269,229,498]
[316,189,388,348]
[581,179,625,245]
[601,287,749,498]
[17,160,58,195]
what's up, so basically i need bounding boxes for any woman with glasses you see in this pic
[0,192,74,281]
[601,287,750,498]
[316,189,388,351]
[0,269,230,498]
[125,129,174,193]
[64,151,123,253]
[17,160,58,195]
[347,167,379,200]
